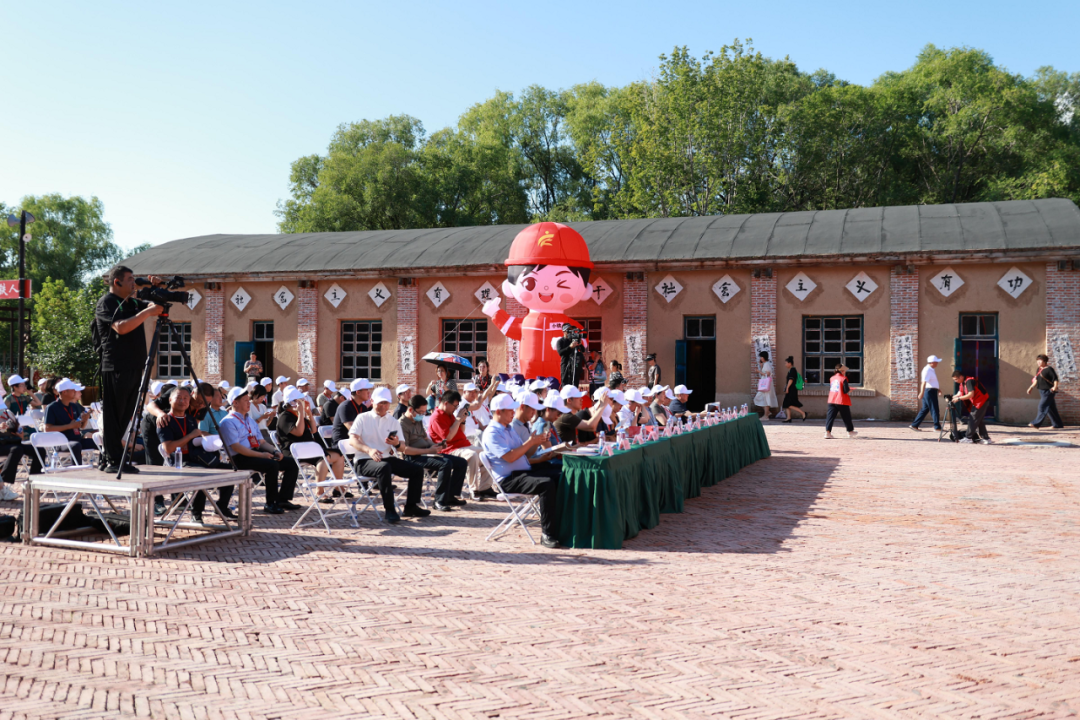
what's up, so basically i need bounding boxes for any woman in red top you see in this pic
[824,363,858,439]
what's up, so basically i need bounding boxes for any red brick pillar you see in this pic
[622,273,648,388]
[889,266,920,420]
[397,282,418,388]
[297,283,318,381]
[750,272,777,394]
[504,296,527,375]
[203,284,224,385]
[1046,262,1080,423]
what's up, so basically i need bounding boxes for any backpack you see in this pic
[795,372,804,391]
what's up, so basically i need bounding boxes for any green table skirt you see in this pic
[556,414,771,549]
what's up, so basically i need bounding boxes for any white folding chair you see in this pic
[337,439,388,521]
[477,453,541,545]
[317,424,335,449]
[289,441,356,533]
[30,432,92,473]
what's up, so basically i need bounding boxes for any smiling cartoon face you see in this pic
[503,264,592,313]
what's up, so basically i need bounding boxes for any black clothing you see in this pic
[825,404,854,433]
[232,454,298,506]
[392,402,408,420]
[647,364,661,389]
[407,453,467,504]
[1032,390,1064,428]
[782,368,802,408]
[965,404,990,441]
[332,399,363,447]
[101,369,142,469]
[668,400,689,416]
[1034,366,1059,392]
[0,441,42,486]
[319,397,340,426]
[276,408,313,455]
[355,455,424,514]
[94,292,147,373]
[555,337,588,388]
[497,465,561,537]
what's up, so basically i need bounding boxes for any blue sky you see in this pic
[3,0,1078,252]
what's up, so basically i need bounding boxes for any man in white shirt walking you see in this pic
[910,355,943,431]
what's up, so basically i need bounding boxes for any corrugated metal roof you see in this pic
[125,199,1080,276]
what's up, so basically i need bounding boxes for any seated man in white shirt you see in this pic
[480,394,562,548]
[462,382,491,441]
[347,387,429,523]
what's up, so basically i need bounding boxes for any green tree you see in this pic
[28,277,106,384]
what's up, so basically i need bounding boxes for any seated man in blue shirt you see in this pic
[157,385,229,522]
[42,378,97,465]
[480,394,562,548]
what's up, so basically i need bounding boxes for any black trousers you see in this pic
[407,453,467,504]
[1032,390,1064,428]
[101,368,142,468]
[356,455,424,512]
[825,404,854,433]
[499,465,561,537]
[966,404,990,441]
[232,454,298,506]
[910,388,941,429]
[0,443,42,485]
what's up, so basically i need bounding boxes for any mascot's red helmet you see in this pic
[505,222,593,269]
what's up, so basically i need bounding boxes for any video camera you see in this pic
[136,276,190,306]
[563,326,587,341]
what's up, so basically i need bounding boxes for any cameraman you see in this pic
[555,324,588,390]
[93,265,164,473]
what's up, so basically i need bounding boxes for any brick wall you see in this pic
[1045,262,1080,423]
[504,295,527,375]
[750,273,777,394]
[622,274,648,387]
[203,285,224,385]
[297,284,318,381]
[889,267,920,419]
[397,283,418,388]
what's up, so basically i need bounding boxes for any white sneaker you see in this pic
[824,433,835,439]
[847,431,859,438]
[0,485,19,501]
[958,438,974,444]
[978,439,993,445]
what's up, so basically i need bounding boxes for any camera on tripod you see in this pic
[136,275,190,307]
[564,327,587,341]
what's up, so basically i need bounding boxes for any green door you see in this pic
[235,341,255,387]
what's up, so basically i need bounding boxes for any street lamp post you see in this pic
[6,210,35,376]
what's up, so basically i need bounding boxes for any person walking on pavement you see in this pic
[951,370,992,444]
[824,363,858,439]
[780,356,806,422]
[1026,354,1065,429]
[909,355,943,432]
[754,351,778,419]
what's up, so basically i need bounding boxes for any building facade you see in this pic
[129,200,1080,424]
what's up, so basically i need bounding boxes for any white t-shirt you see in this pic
[464,403,492,438]
[272,389,285,407]
[249,402,269,431]
[348,410,402,459]
[921,365,939,389]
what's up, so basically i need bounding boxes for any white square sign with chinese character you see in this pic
[930,267,963,297]
[590,277,613,305]
[368,281,391,307]
[711,275,740,303]
[185,288,202,311]
[474,281,499,305]
[427,281,450,308]
[654,275,683,303]
[997,267,1031,299]
[785,272,816,302]
[845,272,878,302]
[230,287,251,312]
[273,285,294,310]
[324,283,346,308]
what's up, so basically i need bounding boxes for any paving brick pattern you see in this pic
[1,423,1078,719]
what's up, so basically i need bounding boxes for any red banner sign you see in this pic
[0,280,31,300]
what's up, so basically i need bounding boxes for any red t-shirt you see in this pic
[428,408,469,452]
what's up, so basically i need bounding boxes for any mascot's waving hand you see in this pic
[483,222,594,379]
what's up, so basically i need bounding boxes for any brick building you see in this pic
[127,199,1080,424]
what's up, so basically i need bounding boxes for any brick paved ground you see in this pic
[1,422,1078,719]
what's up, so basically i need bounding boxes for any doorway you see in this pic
[253,321,274,382]
[676,316,716,412]
[956,313,998,419]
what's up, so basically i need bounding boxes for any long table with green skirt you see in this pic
[555,414,771,549]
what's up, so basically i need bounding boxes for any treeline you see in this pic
[276,42,1080,232]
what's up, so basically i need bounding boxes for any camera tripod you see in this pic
[116,305,236,479]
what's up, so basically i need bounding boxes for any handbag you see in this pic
[795,373,804,391]
[757,376,772,393]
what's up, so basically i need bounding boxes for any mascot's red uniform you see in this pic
[483,222,594,380]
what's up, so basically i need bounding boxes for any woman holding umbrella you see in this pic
[423,353,472,409]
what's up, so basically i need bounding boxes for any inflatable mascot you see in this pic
[482,222,593,379]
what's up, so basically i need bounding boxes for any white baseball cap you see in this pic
[625,389,645,404]
[495,383,509,392]
[529,379,549,391]
[674,384,693,396]
[665,388,676,400]
[543,393,571,413]
[296,378,310,388]
[927,355,943,363]
[55,378,79,393]
[260,377,273,387]
[227,386,249,404]
[491,394,520,411]
[7,374,27,387]
[324,380,338,392]
[592,386,609,402]
[350,378,374,392]
[640,386,655,398]
[608,390,627,406]
[285,387,307,404]
[560,385,585,399]
[462,382,478,392]
[36,378,47,387]
[517,392,545,411]
[338,388,352,402]
[371,387,394,406]
[275,375,290,384]
[218,380,231,390]
[396,383,411,395]
[181,379,195,389]
[150,381,164,396]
